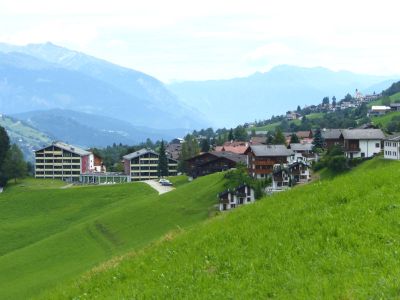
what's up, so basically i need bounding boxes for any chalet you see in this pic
[123,148,178,181]
[166,141,182,161]
[321,129,344,149]
[218,184,255,211]
[341,129,385,159]
[245,145,294,179]
[384,134,400,160]
[271,161,311,191]
[288,143,315,161]
[286,111,302,121]
[35,142,92,182]
[214,141,249,154]
[186,151,246,178]
[368,106,391,117]
[390,103,400,112]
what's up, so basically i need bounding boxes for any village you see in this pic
[34,124,398,212]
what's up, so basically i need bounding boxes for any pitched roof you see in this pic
[384,133,400,141]
[321,129,343,139]
[210,151,247,164]
[341,129,385,140]
[249,145,294,157]
[36,141,91,156]
[288,143,313,151]
[123,148,158,160]
[219,145,248,154]
[296,130,313,139]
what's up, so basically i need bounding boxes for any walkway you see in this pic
[144,180,174,195]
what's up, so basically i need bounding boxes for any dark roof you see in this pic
[123,148,158,160]
[341,129,385,140]
[288,143,313,151]
[36,141,91,156]
[385,133,400,141]
[210,151,247,164]
[321,129,342,139]
[249,145,294,157]
[390,103,400,107]
[218,184,251,198]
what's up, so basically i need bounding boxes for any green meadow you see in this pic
[0,173,225,299]
[42,158,400,299]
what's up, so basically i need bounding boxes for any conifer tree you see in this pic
[312,129,325,151]
[157,140,169,177]
[3,144,27,183]
[289,133,300,144]
[273,128,286,145]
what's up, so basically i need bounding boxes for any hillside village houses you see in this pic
[383,134,400,160]
[218,184,255,211]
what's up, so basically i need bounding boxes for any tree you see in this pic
[289,133,299,144]
[0,126,10,186]
[322,96,330,106]
[312,129,325,151]
[200,138,210,152]
[272,128,286,145]
[157,140,169,177]
[233,125,248,141]
[228,128,234,141]
[296,105,301,113]
[332,96,337,107]
[2,144,27,183]
[381,96,391,106]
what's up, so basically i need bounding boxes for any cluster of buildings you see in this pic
[34,142,178,183]
[368,103,400,117]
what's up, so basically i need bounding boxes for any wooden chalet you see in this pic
[245,145,294,179]
[218,184,255,211]
[186,151,247,178]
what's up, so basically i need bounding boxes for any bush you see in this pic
[327,155,349,172]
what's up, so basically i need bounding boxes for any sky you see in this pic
[0,0,400,82]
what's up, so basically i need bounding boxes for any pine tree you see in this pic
[157,140,169,177]
[228,129,234,141]
[312,129,325,151]
[273,128,286,145]
[200,138,210,152]
[2,144,27,183]
[289,133,300,144]
[0,126,10,186]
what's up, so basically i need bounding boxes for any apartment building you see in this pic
[123,148,178,181]
[35,142,92,182]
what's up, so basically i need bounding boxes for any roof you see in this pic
[296,130,313,139]
[288,143,313,151]
[123,148,158,160]
[390,103,400,108]
[384,133,400,141]
[248,145,294,157]
[217,145,248,154]
[36,141,91,156]
[210,151,247,164]
[371,106,391,110]
[321,129,342,139]
[341,129,385,140]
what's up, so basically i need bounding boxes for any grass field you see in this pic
[253,113,324,132]
[42,158,400,299]
[372,111,400,128]
[368,92,400,107]
[0,173,225,299]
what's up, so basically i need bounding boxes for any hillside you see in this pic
[42,158,400,299]
[169,65,399,127]
[0,43,207,130]
[0,114,52,159]
[13,109,186,148]
[0,173,225,299]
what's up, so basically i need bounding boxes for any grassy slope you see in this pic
[254,113,324,131]
[372,111,400,128]
[0,173,225,299]
[44,158,400,299]
[368,92,400,107]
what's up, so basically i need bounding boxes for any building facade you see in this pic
[218,185,255,211]
[341,129,385,159]
[123,148,178,181]
[384,135,400,160]
[35,142,92,182]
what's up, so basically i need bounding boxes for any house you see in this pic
[369,106,391,117]
[35,142,92,182]
[321,129,344,149]
[250,136,267,145]
[288,143,315,161]
[123,148,178,181]
[341,129,385,159]
[390,103,400,112]
[166,142,182,161]
[186,151,246,178]
[383,134,400,160]
[286,111,302,121]
[214,141,249,154]
[245,145,294,179]
[218,184,255,211]
[271,161,311,191]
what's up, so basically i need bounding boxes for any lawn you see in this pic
[0,173,225,299]
[42,158,400,299]
[368,92,400,108]
[372,111,400,128]
[253,113,324,132]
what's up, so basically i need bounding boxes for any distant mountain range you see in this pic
[0,42,208,130]
[169,65,400,127]
[13,109,187,148]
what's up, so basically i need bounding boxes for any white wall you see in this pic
[384,141,400,160]
[346,139,381,158]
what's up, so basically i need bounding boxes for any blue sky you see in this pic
[0,0,399,82]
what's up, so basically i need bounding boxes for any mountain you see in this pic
[13,109,188,148]
[0,42,207,130]
[169,65,399,127]
[0,114,52,160]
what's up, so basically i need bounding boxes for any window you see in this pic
[361,153,365,158]
[375,143,380,148]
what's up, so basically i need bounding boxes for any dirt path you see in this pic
[144,180,174,195]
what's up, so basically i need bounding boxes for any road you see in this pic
[144,180,174,195]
